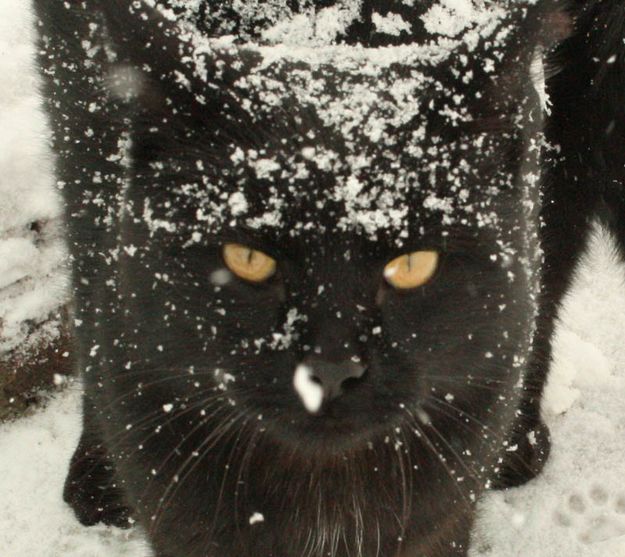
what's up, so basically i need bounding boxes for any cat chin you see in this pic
[244,404,416,461]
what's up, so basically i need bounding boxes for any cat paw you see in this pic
[491,419,551,489]
[554,485,625,544]
[63,439,134,529]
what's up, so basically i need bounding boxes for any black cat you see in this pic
[32,1,625,556]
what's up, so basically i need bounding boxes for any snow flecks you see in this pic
[250,157,281,180]
[209,268,233,286]
[227,192,248,216]
[259,1,362,46]
[143,198,177,236]
[293,363,323,414]
[372,12,412,36]
[269,308,308,350]
[214,368,236,391]
[248,512,265,525]
[421,0,505,40]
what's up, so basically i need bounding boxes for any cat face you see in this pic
[103,2,545,460]
[35,1,572,554]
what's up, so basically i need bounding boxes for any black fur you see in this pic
[31,1,625,556]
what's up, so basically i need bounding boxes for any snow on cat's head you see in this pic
[114,0,550,254]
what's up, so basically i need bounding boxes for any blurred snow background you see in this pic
[1,1,624,555]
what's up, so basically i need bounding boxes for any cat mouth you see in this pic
[260,393,407,457]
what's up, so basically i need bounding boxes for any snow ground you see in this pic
[0,0,67,356]
[1,1,625,556]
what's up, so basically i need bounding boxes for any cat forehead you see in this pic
[144,124,518,246]
[138,50,529,244]
[147,58,523,242]
[120,1,539,243]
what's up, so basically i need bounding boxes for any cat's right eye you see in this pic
[383,251,439,290]
[222,243,277,283]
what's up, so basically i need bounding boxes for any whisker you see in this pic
[400,406,472,509]
[209,415,254,539]
[150,408,248,534]
[424,397,539,475]
[421,374,512,389]
[393,429,410,539]
[95,367,227,412]
[233,426,262,533]
[422,415,483,485]
[104,388,233,452]
[122,394,234,470]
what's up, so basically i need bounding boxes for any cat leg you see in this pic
[491,0,625,487]
[63,397,133,528]
[493,216,590,488]
[494,180,594,488]
[491,414,551,489]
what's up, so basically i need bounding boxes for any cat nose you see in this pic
[293,357,366,414]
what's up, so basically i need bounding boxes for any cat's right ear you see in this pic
[92,0,234,120]
[34,0,240,123]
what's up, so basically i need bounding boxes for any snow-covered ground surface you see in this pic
[0,0,67,357]
[473,225,625,557]
[1,1,625,556]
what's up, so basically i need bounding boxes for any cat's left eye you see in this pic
[384,251,439,290]
[222,243,277,283]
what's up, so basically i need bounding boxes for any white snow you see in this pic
[371,12,412,36]
[248,512,265,525]
[421,0,504,38]
[0,385,153,557]
[2,1,625,556]
[0,0,68,355]
[471,225,625,556]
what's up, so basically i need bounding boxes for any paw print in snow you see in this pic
[554,485,625,544]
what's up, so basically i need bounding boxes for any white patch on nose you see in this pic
[293,364,323,414]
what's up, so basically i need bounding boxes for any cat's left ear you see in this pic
[95,0,245,125]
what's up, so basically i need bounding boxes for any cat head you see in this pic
[71,0,565,457]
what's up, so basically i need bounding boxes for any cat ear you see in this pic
[91,0,259,155]
[94,0,220,113]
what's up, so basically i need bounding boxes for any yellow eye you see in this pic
[384,251,439,290]
[222,243,277,283]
